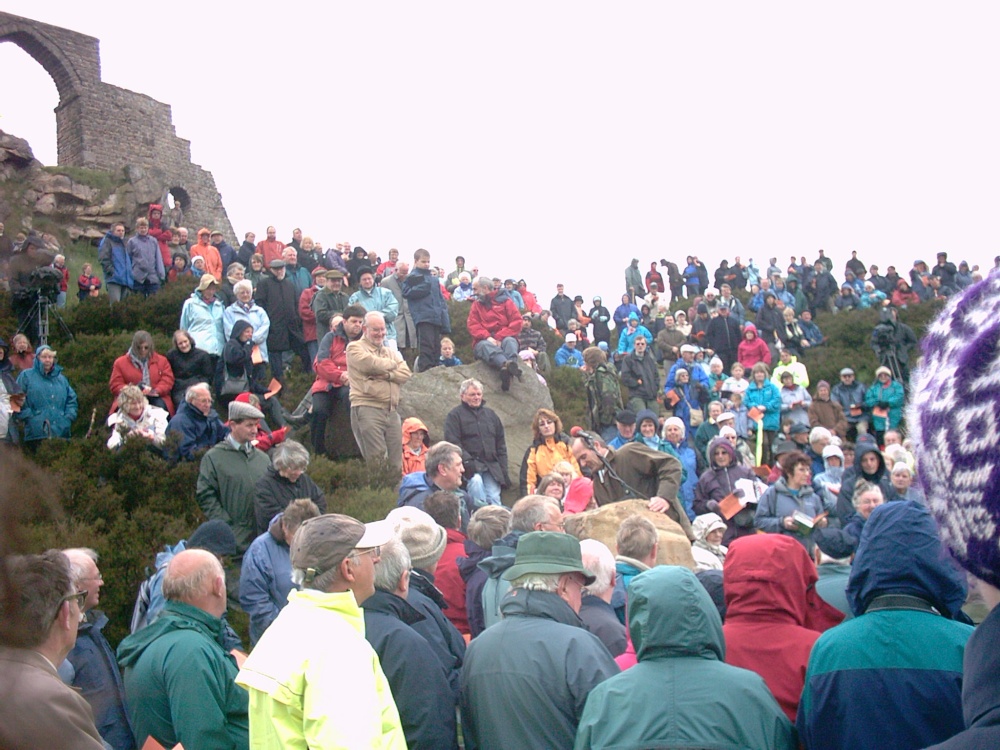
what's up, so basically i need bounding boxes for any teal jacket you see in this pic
[16,353,78,441]
[744,379,782,432]
[864,379,905,430]
[575,566,794,750]
[117,601,248,750]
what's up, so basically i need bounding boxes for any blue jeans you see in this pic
[467,472,502,507]
[473,337,519,370]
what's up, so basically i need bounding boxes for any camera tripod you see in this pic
[16,292,74,346]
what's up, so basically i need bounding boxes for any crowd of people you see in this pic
[1,218,998,749]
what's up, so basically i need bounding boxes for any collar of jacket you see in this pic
[499,588,584,629]
[360,589,426,626]
[287,588,364,635]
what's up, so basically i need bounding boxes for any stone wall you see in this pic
[0,11,234,241]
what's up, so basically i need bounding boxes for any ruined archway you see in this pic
[0,10,234,241]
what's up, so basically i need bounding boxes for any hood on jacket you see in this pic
[629,566,724,663]
[635,409,659,431]
[103,228,126,245]
[31,346,62,377]
[822,445,844,477]
[854,437,887,480]
[708,436,736,468]
[117,600,226,669]
[692,513,727,544]
[402,417,430,447]
[846,501,968,620]
[724,534,844,631]
[229,319,253,342]
[743,323,757,340]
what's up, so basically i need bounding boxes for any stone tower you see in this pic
[0,11,234,239]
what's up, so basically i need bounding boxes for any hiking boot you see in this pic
[500,363,512,392]
[508,359,523,382]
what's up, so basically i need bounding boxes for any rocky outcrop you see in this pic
[564,499,696,569]
[398,360,553,491]
[0,128,231,248]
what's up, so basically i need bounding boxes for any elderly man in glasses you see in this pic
[60,547,136,749]
[237,514,406,748]
[0,550,104,749]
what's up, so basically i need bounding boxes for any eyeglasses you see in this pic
[62,590,88,611]
[350,546,381,562]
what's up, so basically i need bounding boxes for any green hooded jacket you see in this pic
[574,567,794,750]
[117,601,248,750]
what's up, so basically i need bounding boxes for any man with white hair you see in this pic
[346,310,413,472]
[236,514,404,748]
[360,536,459,750]
[460,532,619,750]
[579,539,627,657]
[381,261,417,353]
[467,275,524,391]
[166,382,229,461]
[444,378,509,507]
[117,549,249,750]
[61,547,135,749]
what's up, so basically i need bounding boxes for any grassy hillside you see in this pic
[0,276,944,647]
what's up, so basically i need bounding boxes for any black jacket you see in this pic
[252,465,326,536]
[619,350,659,401]
[255,273,303,351]
[444,401,510,486]
[361,590,458,750]
[705,314,742,368]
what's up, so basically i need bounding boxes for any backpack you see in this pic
[588,365,624,429]
[129,540,186,633]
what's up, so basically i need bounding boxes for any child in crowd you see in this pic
[168,253,190,283]
[727,391,750,440]
[439,337,462,367]
[190,255,206,279]
[77,263,102,301]
[723,361,749,396]
[401,417,431,475]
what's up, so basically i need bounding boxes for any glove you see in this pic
[706,500,721,513]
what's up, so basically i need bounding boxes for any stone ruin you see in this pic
[0,11,233,242]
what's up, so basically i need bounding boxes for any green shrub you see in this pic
[4,258,947,650]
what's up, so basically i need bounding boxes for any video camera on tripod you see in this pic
[871,314,903,382]
[13,266,64,303]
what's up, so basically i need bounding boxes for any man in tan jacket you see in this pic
[347,311,412,472]
[0,551,104,749]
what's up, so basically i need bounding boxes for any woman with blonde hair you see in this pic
[106,384,169,449]
[520,407,579,495]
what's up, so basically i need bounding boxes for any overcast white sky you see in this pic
[2,2,998,303]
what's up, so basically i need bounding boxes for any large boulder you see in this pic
[564,499,696,569]
[398,360,553,491]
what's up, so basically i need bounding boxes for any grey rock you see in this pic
[399,360,553,492]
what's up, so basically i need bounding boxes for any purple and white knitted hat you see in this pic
[908,272,1000,589]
